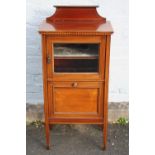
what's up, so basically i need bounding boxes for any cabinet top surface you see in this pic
[39,20,113,34]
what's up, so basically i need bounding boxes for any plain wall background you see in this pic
[26,0,129,104]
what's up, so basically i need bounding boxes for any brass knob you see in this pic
[72,82,78,87]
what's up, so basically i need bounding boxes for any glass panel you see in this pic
[53,44,99,73]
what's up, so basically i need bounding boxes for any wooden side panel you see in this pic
[41,34,50,148]
[103,35,111,149]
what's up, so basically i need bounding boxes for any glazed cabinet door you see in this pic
[46,36,106,81]
[48,82,104,119]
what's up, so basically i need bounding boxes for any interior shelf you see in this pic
[54,56,98,59]
[54,58,98,73]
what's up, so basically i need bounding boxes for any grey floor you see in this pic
[26,124,129,155]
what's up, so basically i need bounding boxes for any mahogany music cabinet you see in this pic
[39,5,113,150]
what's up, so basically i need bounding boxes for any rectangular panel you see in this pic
[54,88,98,114]
[48,82,104,118]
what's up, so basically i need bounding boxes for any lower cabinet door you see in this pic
[48,82,103,118]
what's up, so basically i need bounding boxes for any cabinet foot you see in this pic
[101,145,106,150]
[45,123,50,150]
[46,145,50,150]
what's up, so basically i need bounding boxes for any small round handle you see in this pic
[72,82,78,87]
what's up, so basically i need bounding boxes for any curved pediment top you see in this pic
[46,5,106,25]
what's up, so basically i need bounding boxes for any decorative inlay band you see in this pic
[40,31,110,36]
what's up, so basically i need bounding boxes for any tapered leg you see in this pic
[101,35,111,150]
[102,121,108,150]
[45,122,50,149]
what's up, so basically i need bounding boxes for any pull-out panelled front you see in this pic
[48,82,104,119]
